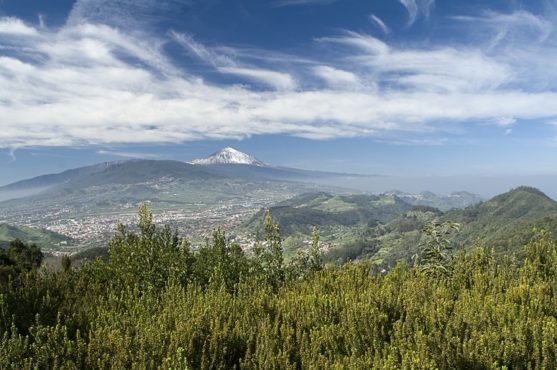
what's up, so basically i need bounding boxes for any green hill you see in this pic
[325,205,441,264]
[258,187,557,266]
[444,186,557,255]
[0,224,72,250]
[348,187,557,266]
[248,192,412,233]
[245,192,413,257]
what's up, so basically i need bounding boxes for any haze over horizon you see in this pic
[1,0,557,193]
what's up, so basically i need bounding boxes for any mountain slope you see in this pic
[444,186,557,253]
[349,187,557,266]
[248,192,412,234]
[0,223,73,249]
[245,192,413,257]
[62,160,223,189]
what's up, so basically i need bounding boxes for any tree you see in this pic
[262,210,284,289]
[61,255,72,272]
[108,203,191,289]
[309,226,323,272]
[419,221,460,279]
[0,239,43,288]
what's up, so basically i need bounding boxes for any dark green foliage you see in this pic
[3,206,557,369]
[70,246,109,264]
[61,255,71,272]
[0,239,43,287]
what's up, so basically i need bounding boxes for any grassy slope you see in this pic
[0,223,72,249]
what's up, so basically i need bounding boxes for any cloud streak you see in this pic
[398,0,434,26]
[369,14,391,35]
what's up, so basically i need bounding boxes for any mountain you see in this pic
[1,149,360,199]
[0,162,119,192]
[0,223,73,249]
[0,157,326,250]
[60,160,223,188]
[191,147,267,166]
[249,186,557,265]
[0,162,128,202]
[334,186,557,266]
[190,147,371,184]
[444,186,557,254]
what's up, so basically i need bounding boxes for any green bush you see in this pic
[2,207,557,369]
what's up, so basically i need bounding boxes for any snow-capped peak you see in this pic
[191,147,267,166]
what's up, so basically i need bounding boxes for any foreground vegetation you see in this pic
[2,205,557,369]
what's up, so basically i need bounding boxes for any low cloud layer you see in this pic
[0,1,556,148]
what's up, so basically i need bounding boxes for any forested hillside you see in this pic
[2,205,557,369]
[258,187,557,266]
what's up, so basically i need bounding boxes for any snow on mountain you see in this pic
[191,147,268,167]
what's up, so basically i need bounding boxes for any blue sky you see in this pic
[1,0,557,187]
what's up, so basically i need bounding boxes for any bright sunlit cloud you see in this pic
[0,1,557,149]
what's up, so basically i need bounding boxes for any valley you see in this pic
[0,149,344,251]
[3,148,555,271]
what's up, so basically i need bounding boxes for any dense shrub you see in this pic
[2,207,557,369]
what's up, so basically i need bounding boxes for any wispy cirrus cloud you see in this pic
[369,14,391,35]
[454,10,553,47]
[398,0,434,26]
[171,31,297,90]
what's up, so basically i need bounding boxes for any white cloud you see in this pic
[1,5,557,148]
[369,14,391,35]
[312,66,359,88]
[320,32,511,93]
[0,17,39,36]
[453,9,557,91]
[218,67,297,90]
[495,117,517,126]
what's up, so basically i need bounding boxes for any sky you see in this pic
[1,0,557,190]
